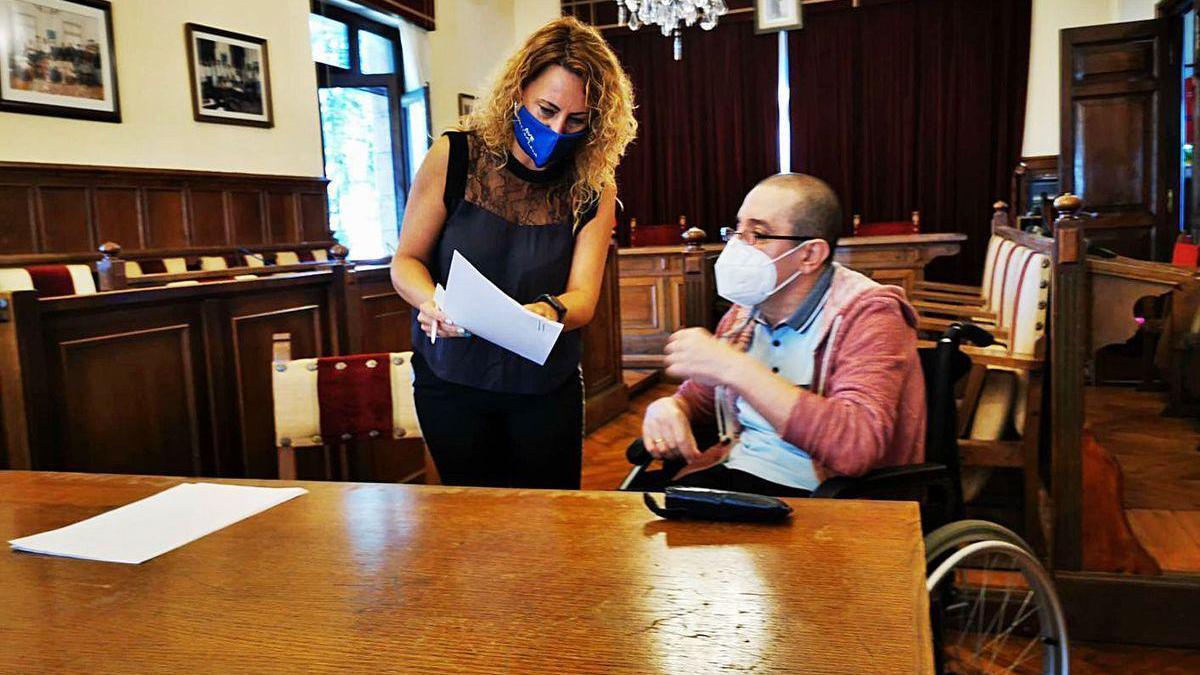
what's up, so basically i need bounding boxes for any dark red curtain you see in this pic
[606,19,779,241]
[791,0,1032,282]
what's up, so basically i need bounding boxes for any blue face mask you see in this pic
[513,105,585,169]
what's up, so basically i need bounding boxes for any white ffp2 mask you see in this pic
[714,237,805,307]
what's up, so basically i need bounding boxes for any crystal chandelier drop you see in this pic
[617,0,729,61]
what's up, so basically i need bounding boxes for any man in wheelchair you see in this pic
[638,173,926,497]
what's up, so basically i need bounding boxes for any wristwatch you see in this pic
[535,293,567,322]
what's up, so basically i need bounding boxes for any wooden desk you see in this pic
[618,233,965,367]
[0,471,933,674]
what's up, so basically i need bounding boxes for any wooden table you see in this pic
[0,472,933,674]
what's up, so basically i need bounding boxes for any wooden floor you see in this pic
[1086,385,1200,573]
[583,374,1200,670]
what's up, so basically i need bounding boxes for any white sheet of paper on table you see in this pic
[7,482,307,564]
[437,250,564,365]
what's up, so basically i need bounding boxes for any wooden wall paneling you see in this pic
[229,191,267,245]
[94,187,144,250]
[0,163,328,255]
[299,192,330,243]
[356,269,413,354]
[190,190,229,246]
[41,302,209,476]
[226,291,330,478]
[581,242,628,431]
[0,185,37,253]
[144,189,189,249]
[37,187,93,253]
[267,192,299,244]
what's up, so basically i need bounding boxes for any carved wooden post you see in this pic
[680,226,712,329]
[1050,193,1086,571]
[991,201,1010,232]
[0,290,48,469]
[95,241,126,291]
[327,244,361,355]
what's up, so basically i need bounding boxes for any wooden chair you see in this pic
[270,333,437,483]
[851,210,920,237]
[0,263,97,297]
[629,215,689,247]
[946,228,1054,551]
[911,202,1027,344]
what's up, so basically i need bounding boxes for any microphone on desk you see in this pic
[238,247,268,264]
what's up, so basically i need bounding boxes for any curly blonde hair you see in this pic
[456,16,637,225]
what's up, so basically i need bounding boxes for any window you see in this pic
[310,4,407,261]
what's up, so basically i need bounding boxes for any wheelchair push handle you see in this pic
[944,322,994,348]
[626,439,653,467]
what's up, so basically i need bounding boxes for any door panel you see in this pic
[1061,19,1175,260]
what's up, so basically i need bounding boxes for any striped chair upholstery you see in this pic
[125,258,188,278]
[968,244,1050,440]
[0,264,97,297]
[272,351,423,480]
[277,249,330,266]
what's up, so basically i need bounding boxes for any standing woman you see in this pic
[390,17,636,489]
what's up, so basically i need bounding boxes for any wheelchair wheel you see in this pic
[924,525,1068,675]
[924,519,1034,563]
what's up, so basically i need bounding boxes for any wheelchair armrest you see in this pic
[811,463,952,500]
[625,422,721,466]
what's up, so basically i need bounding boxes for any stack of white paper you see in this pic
[8,482,307,564]
[436,250,565,365]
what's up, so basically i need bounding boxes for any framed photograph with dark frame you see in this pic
[185,23,273,128]
[458,93,475,117]
[755,0,803,34]
[0,0,121,122]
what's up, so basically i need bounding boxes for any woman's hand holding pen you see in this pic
[417,300,467,340]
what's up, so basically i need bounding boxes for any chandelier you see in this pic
[616,0,729,61]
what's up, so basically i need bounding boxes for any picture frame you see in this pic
[458,93,475,117]
[0,0,121,122]
[755,0,803,34]
[185,22,273,128]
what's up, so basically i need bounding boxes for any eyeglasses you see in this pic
[720,227,817,247]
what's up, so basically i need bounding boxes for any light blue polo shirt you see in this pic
[724,265,834,491]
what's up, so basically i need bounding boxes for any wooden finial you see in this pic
[1053,194,1084,263]
[1053,193,1083,216]
[95,242,126,291]
[329,244,349,261]
[910,211,920,232]
[678,215,688,228]
[990,201,1010,231]
[681,226,706,250]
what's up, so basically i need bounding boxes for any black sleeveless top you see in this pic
[411,131,595,395]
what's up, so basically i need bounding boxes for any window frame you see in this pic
[310,2,410,257]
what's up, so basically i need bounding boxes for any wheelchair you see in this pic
[622,323,1069,675]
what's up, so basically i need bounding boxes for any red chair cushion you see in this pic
[25,265,75,297]
[1172,240,1200,269]
[316,354,393,440]
[856,221,918,237]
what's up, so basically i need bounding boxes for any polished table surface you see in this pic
[0,471,933,674]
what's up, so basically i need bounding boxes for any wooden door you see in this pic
[1061,19,1177,260]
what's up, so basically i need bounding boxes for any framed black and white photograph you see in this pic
[185,23,272,128]
[756,0,803,34]
[458,93,475,117]
[0,0,120,122]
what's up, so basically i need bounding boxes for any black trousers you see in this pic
[412,352,583,489]
[639,463,812,498]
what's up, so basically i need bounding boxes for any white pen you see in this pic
[431,316,437,344]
